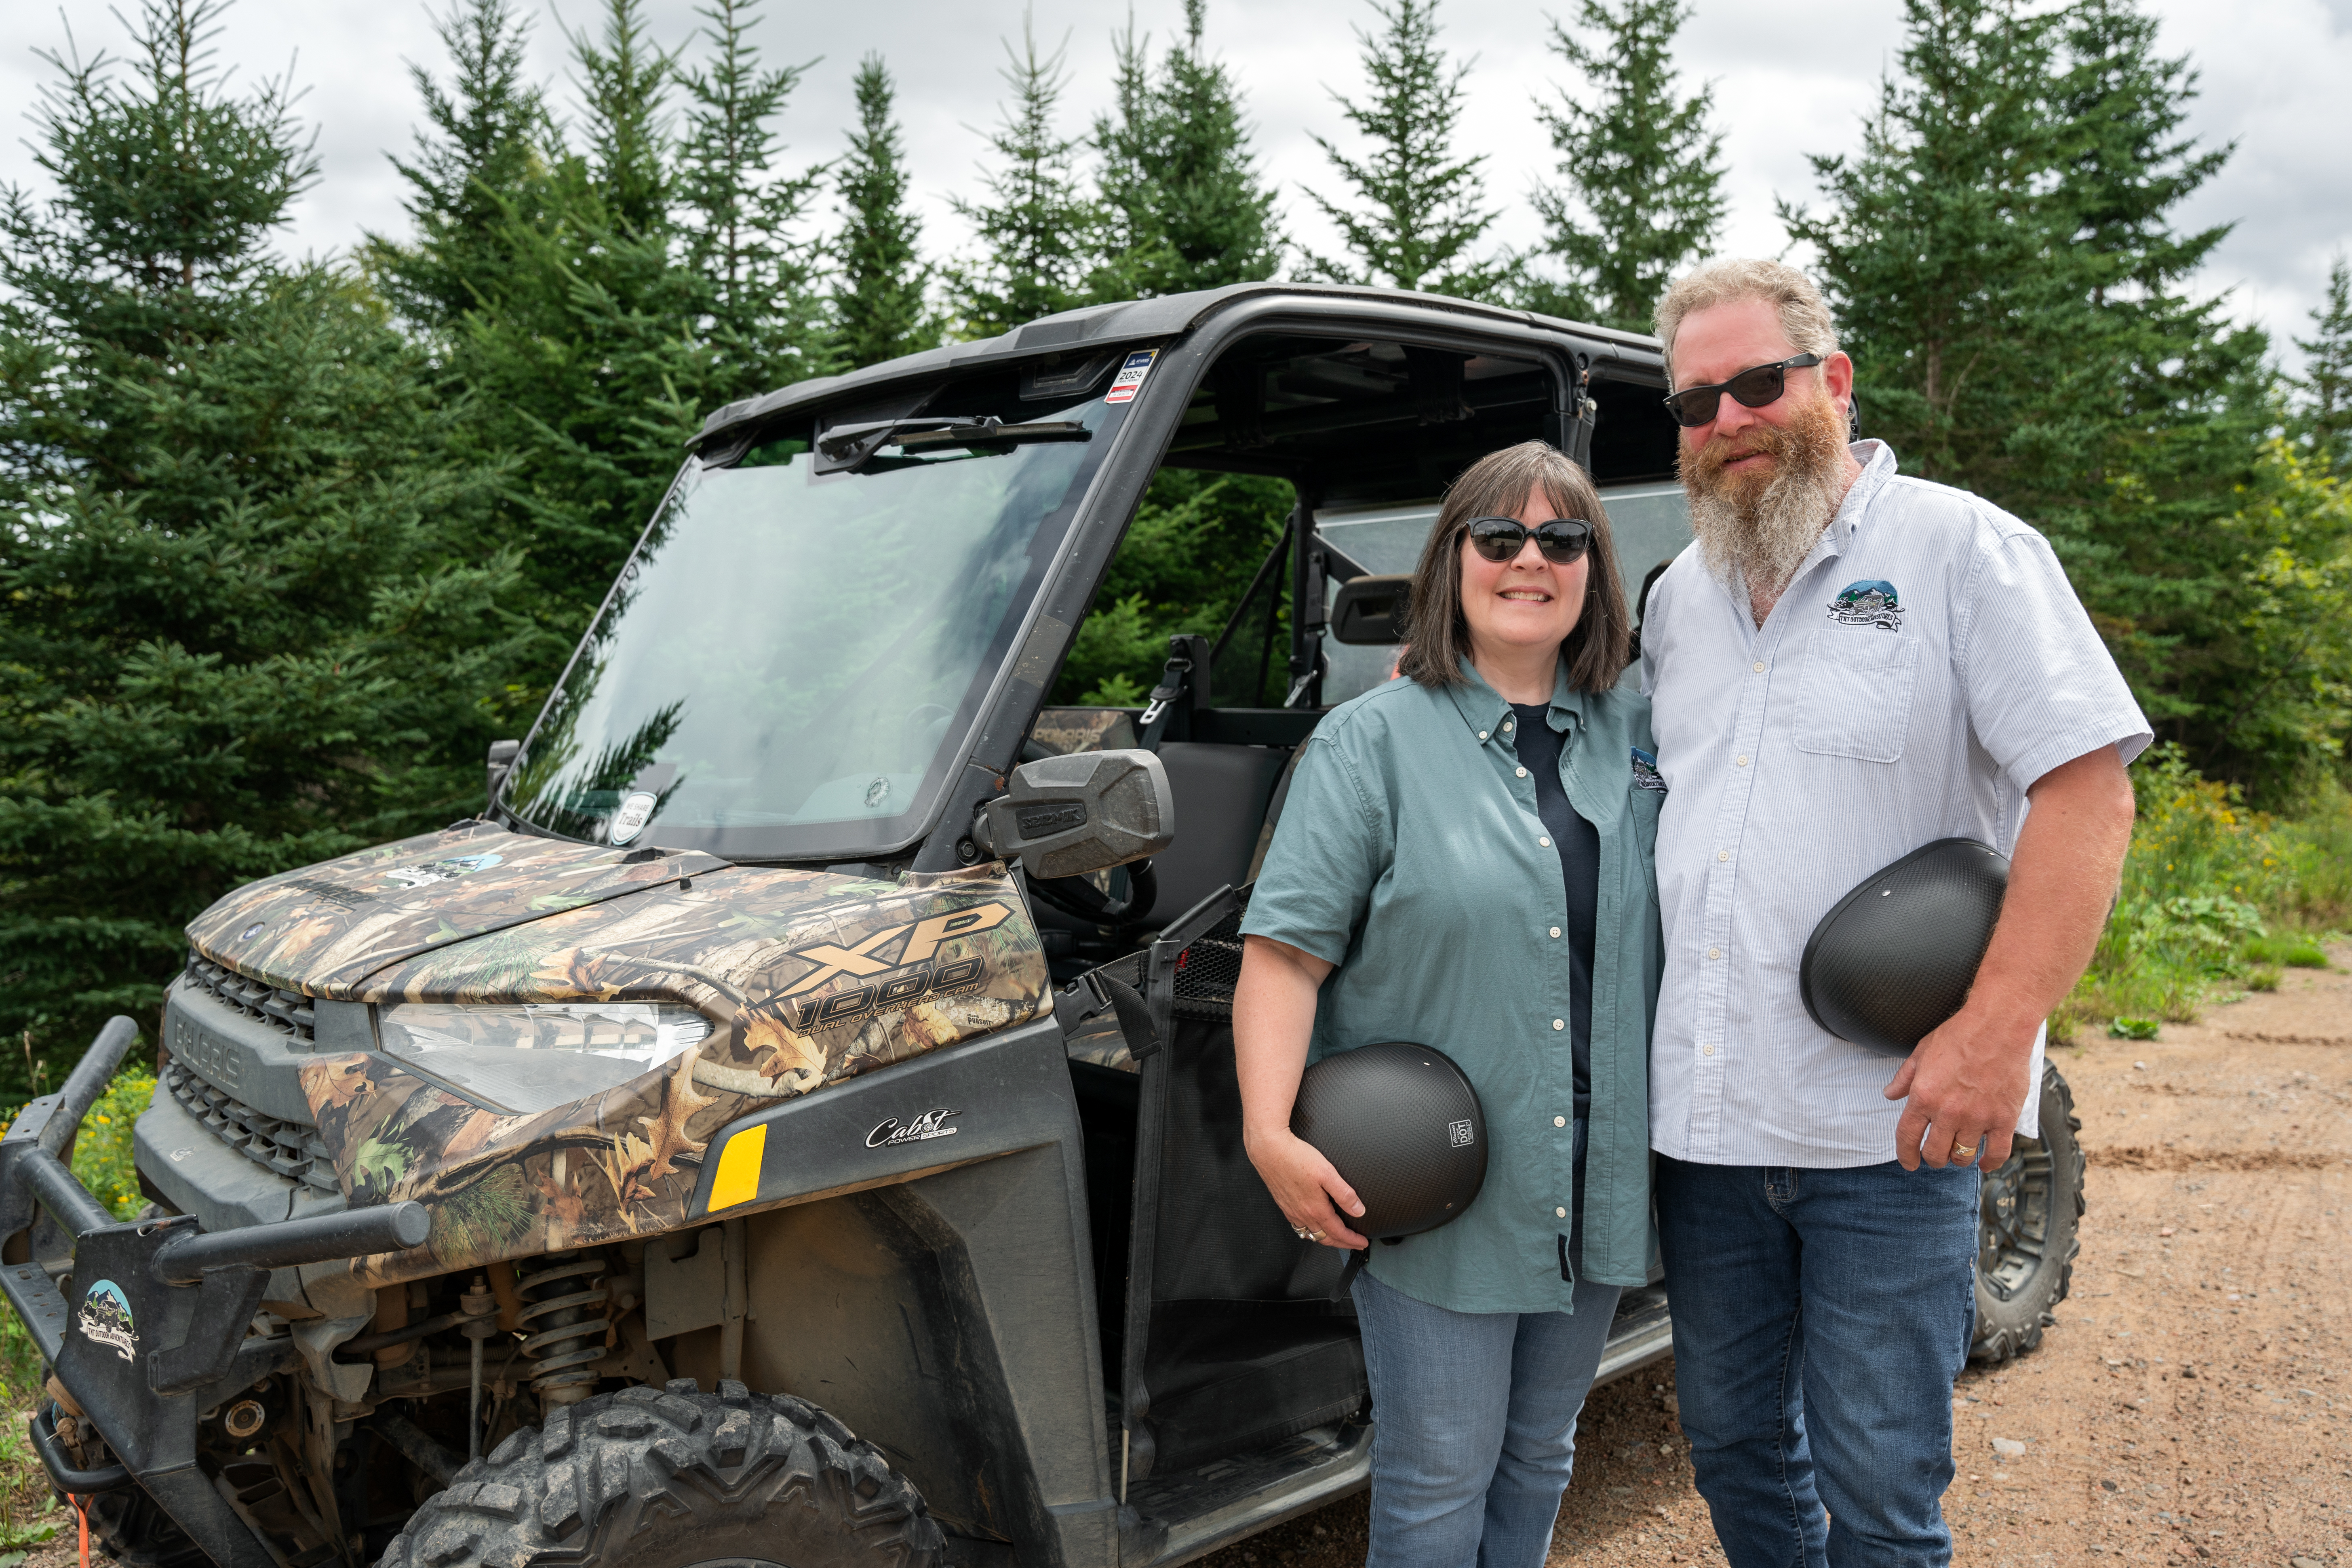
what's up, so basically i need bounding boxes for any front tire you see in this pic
[380,1380,943,1568]
[1969,1060,2086,1363]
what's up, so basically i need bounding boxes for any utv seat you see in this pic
[1149,741,1288,922]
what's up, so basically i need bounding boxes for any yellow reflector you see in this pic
[708,1123,767,1212]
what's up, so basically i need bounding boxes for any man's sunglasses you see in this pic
[1465,516,1593,565]
[1661,353,1824,429]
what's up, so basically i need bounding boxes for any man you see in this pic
[1638,258,2145,1567]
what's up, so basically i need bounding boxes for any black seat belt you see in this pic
[1136,634,1209,752]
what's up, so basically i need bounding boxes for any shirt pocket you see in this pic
[1794,628,1921,763]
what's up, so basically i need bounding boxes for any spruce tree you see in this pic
[1301,0,1508,300]
[365,0,550,333]
[674,0,827,377]
[1525,0,1725,331]
[0,0,534,1079]
[1781,0,2077,491]
[2295,257,2352,468]
[1091,0,1283,300]
[948,22,1099,336]
[832,55,932,368]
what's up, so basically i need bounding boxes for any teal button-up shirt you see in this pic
[1241,659,1664,1312]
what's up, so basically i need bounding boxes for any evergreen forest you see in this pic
[3,0,2349,1085]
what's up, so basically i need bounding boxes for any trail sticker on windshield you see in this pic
[609,791,658,845]
[1105,349,1158,404]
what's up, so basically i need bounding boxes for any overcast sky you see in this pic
[4,0,2347,368]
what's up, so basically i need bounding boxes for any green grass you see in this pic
[2056,746,2348,1041]
[0,1069,158,1472]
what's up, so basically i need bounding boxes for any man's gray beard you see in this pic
[1687,469,1844,603]
[1680,399,1850,603]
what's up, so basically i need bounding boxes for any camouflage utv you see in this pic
[1,283,2085,1568]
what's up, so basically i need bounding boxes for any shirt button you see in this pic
[1555,1206,1568,1218]
[1503,720,1514,732]
[1539,837,1551,848]
[1708,947,1722,959]
[1752,661,1766,673]
[1703,1043,1716,1057]
[1478,730,1488,740]
[1735,755,1750,767]
[1553,1115,1566,1128]
[1549,926,1562,938]
[1515,766,1528,778]
[1552,1018,1565,1031]
[1717,849,1730,862]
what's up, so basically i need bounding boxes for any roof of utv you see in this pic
[693,282,1667,452]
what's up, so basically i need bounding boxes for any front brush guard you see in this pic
[0,1017,428,1568]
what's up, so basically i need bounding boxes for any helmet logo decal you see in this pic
[1448,1119,1475,1148]
[1827,580,1903,631]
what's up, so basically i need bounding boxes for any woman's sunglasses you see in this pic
[1465,516,1593,565]
[1661,353,1823,429]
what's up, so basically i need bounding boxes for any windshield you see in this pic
[501,387,1128,860]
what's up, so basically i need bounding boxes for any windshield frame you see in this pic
[494,367,1155,864]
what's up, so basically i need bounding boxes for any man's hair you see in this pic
[1653,258,1840,382]
[1398,441,1631,694]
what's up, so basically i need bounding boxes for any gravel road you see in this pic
[1199,946,2352,1568]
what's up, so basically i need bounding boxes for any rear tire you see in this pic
[1969,1060,2085,1364]
[378,1380,943,1568]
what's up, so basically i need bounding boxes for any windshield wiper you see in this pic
[815,415,1089,470]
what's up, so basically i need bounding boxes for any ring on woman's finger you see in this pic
[1292,1225,1311,1239]
[1309,1229,1326,1242]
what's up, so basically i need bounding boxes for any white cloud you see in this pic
[2,0,2343,360]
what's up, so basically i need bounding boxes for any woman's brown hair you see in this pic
[1396,442,1632,693]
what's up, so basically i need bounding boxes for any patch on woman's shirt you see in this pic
[1631,748,1667,793]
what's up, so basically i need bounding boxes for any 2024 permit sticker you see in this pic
[1105,349,1158,405]
[79,1279,137,1361]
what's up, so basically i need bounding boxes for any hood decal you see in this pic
[284,862,1048,1288]
[185,824,730,995]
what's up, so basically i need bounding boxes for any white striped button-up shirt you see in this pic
[1639,441,2151,1167]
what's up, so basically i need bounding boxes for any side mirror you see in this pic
[1330,573,1411,645]
[487,739,521,807]
[973,749,1175,880]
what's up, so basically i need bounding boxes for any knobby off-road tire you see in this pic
[379,1380,944,1568]
[1970,1060,2086,1364]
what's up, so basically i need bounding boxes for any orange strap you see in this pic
[74,1494,89,1568]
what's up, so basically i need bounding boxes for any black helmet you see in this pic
[1290,1043,1486,1240]
[1800,838,2010,1056]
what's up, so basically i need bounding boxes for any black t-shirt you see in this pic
[1510,702,1601,1120]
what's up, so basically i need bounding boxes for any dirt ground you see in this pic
[1199,946,2352,1568]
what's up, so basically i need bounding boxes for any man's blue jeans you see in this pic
[1654,1157,1979,1568]
[1352,1265,1621,1568]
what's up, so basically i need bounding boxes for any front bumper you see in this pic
[0,1019,427,1568]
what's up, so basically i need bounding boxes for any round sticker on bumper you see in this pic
[609,790,658,845]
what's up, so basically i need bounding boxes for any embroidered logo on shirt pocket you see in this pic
[1631,747,1667,793]
[1794,627,1921,763]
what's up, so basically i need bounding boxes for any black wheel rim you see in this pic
[1977,1136,2054,1302]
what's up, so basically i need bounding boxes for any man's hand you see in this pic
[1886,1003,2039,1170]
[1885,744,2136,1170]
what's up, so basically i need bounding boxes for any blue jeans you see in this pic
[1353,1266,1621,1568]
[1654,1157,1980,1568]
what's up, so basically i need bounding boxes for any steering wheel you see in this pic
[1027,859,1159,928]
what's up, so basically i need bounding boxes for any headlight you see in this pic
[377,1001,714,1114]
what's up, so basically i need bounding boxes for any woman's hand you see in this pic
[1234,934,1367,1250]
[1244,1125,1368,1250]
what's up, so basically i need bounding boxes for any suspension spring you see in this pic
[515,1250,610,1406]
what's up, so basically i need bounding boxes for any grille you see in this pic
[160,1061,338,1192]
[185,952,314,1042]
[1170,888,1249,1021]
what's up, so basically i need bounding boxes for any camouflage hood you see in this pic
[181,823,1051,1286]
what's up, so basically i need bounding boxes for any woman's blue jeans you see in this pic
[1352,1262,1621,1568]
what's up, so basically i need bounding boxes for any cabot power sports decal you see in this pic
[217,836,1050,1288]
[78,1280,137,1361]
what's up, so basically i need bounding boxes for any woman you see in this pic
[1235,441,1664,1568]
